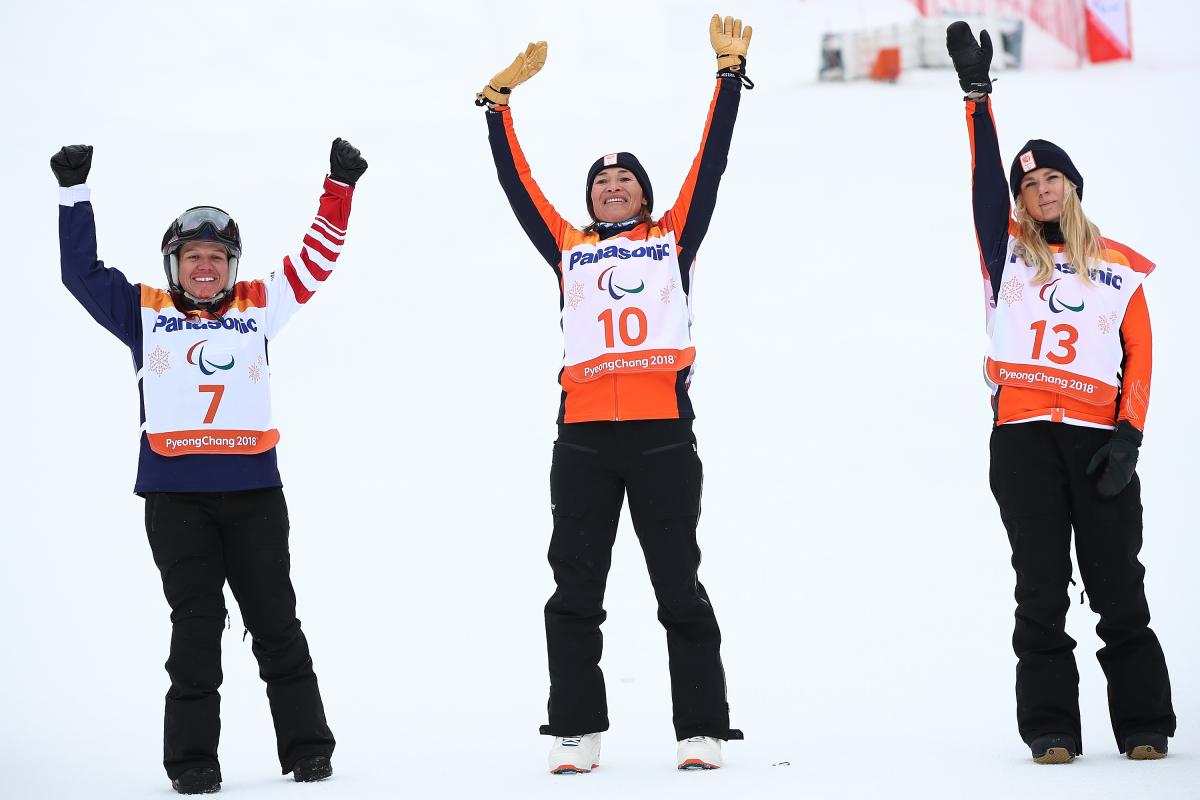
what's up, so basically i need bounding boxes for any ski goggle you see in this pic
[162,206,242,258]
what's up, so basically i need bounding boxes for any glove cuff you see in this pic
[716,56,754,89]
[959,77,993,95]
[716,54,743,71]
[1114,419,1144,446]
[476,85,511,107]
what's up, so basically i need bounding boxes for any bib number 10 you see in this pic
[1029,320,1078,365]
[598,307,647,348]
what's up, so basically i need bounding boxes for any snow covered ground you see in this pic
[2,0,1198,797]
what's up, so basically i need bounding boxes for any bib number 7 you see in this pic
[199,384,225,424]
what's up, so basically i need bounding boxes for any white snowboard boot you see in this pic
[677,736,722,770]
[548,733,602,774]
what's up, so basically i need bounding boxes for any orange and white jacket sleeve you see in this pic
[1118,286,1152,430]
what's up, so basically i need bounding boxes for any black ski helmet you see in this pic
[161,206,242,309]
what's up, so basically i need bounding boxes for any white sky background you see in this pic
[1,1,1198,798]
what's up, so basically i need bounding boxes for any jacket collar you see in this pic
[594,217,642,241]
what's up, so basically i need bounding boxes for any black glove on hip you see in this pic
[1086,420,1143,498]
[329,138,368,186]
[50,144,94,187]
[946,21,993,95]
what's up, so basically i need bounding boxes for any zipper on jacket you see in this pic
[613,373,620,421]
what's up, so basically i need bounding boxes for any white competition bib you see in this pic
[986,244,1145,405]
[560,231,694,382]
[139,287,278,456]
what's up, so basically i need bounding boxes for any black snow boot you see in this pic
[1030,733,1077,765]
[171,766,221,794]
[1124,732,1168,760]
[293,755,333,782]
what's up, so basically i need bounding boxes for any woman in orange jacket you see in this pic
[477,15,753,774]
[949,22,1175,764]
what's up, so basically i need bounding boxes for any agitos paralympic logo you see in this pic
[187,340,235,375]
[1039,279,1084,314]
[597,265,645,300]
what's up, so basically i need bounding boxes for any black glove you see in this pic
[946,21,993,95]
[329,138,368,186]
[1086,420,1143,498]
[50,144,94,187]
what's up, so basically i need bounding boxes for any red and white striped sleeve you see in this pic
[263,176,354,339]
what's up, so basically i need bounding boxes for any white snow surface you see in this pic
[2,1,1198,798]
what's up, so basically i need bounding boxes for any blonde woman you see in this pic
[948,22,1176,764]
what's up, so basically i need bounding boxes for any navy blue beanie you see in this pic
[1010,139,1084,201]
[585,152,653,218]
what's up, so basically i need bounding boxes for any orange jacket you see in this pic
[966,97,1152,431]
[486,77,742,423]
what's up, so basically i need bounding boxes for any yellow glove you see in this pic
[710,14,752,72]
[475,41,548,107]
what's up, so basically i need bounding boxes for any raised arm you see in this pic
[966,97,1011,302]
[662,15,752,262]
[479,42,571,270]
[53,145,141,349]
[662,77,742,261]
[948,22,1009,306]
[262,139,366,340]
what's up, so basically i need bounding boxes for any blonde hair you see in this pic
[1014,176,1103,286]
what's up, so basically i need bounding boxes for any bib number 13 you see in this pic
[598,307,647,348]
[1029,320,1078,365]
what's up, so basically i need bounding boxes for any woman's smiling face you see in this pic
[590,167,645,223]
[177,241,230,299]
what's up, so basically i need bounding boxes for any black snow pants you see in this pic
[989,422,1175,752]
[539,419,740,742]
[144,488,335,779]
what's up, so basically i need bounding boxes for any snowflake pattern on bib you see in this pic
[1098,311,1119,335]
[148,346,171,376]
[248,354,265,384]
[660,277,677,304]
[567,281,586,311]
[1000,277,1024,305]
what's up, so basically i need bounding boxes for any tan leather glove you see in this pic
[476,41,548,106]
[710,14,752,72]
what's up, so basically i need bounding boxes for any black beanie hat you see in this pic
[1009,139,1084,201]
[585,152,653,219]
